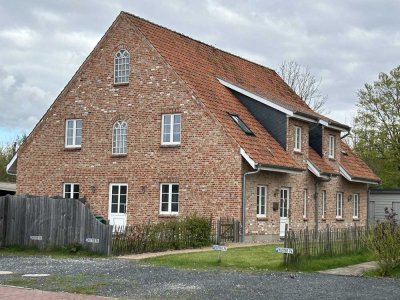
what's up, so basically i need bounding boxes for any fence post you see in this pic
[284,223,288,267]
[1,195,9,247]
[325,224,330,255]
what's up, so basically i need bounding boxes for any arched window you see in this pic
[114,49,130,84]
[112,121,128,154]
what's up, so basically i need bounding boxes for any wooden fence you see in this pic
[285,224,370,264]
[0,195,112,255]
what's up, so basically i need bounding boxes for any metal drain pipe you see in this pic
[242,166,261,242]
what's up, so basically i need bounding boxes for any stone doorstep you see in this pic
[117,241,282,260]
[318,261,378,276]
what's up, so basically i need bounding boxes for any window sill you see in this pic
[113,82,129,87]
[353,217,360,221]
[303,217,308,221]
[64,147,81,151]
[160,144,181,148]
[159,213,179,218]
[336,217,344,221]
[321,217,326,221]
[257,216,268,221]
[328,157,336,161]
[111,154,127,158]
[293,150,302,155]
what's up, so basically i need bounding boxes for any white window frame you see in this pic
[161,114,181,145]
[336,192,343,218]
[63,183,80,199]
[109,183,128,215]
[303,189,307,218]
[353,193,360,219]
[160,183,179,214]
[294,126,302,152]
[65,119,82,148]
[112,120,128,155]
[257,186,267,217]
[322,190,326,219]
[328,135,335,159]
[114,49,130,84]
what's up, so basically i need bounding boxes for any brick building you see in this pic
[7,12,379,241]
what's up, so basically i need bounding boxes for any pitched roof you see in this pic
[340,142,380,183]
[125,12,307,170]
[308,148,337,175]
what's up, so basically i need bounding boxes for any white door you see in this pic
[280,188,289,238]
[109,183,128,228]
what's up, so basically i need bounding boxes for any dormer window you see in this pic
[230,114,254,136]
[294,126,301,152]
[328,135,335,159]
[114,49,130,84]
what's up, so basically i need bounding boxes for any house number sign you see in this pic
[85,238,99,244]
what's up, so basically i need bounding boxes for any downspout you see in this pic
[242,165,261,242]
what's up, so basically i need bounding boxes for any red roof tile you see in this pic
[308,148,337,175]
[340,142,380,182]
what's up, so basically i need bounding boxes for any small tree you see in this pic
[278,60,328,113]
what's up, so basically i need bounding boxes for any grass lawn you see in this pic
[144,244,373,272]
[0,245,104,258]
[364,267,400,278]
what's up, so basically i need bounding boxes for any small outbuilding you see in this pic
[369,189,400,223]
[0,181,16,196]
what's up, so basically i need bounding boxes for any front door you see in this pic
[280,188,289,238]
[108,183,128,228]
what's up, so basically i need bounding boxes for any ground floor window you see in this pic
[353,193,359,218]
[257,186,267,217]
[322,190,326,219]
[110,184,127,214]
[336,192,343,218]
[63,183,79,199]
[160,183,179,214]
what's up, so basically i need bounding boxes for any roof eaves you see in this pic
[339,165,380,185]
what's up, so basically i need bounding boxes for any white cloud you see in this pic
[0,28,38,47]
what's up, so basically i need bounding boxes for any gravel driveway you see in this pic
[0,255,399,299]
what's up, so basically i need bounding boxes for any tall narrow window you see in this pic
[294,126,302,152]
[336,192,343,218]
[303,189,307,218]
[353,194,360,219]
[63,183,80,199]
[114,49,130,84]
[161,114,181,145]
[257,186,267,217]
[65,119,82,148]
[112,121,128,154]
[160,183,179,214]
[328,135,335,158]
[322,190,327,219]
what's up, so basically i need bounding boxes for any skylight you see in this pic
[230,113,254,136]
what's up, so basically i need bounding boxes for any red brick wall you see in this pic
[16,16,242,224]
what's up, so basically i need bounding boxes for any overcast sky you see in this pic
[1,0,399,144]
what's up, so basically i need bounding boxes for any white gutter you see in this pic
[339,165,379,185]
[6,153,17,176]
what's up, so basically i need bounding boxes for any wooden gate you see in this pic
[214,217,240,244]
[0,195,113,255]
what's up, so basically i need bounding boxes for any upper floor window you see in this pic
[322,190,327,219]
[303,189,307,218]
[64,183,80,199]
[230,114,254,135]
[294,126,302,152]
[328,135,335,159]
[162,114,181,145]
[114,49,130,84]
[336,192,343,218]
[65,119,82,148]
[112,121,128,154]
[257,186,267,217]
[160,183,179,214]
[353,194,360,219]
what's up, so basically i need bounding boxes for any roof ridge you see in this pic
[121,11,277,74]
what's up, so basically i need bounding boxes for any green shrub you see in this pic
[366,208,400,276]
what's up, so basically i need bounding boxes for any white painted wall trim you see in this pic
[217,78,294,116]
[292,114,318,123]
[259,166,302,174]
[6,153,17,175]
[240,148,256,169]
[339,165,379,185]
